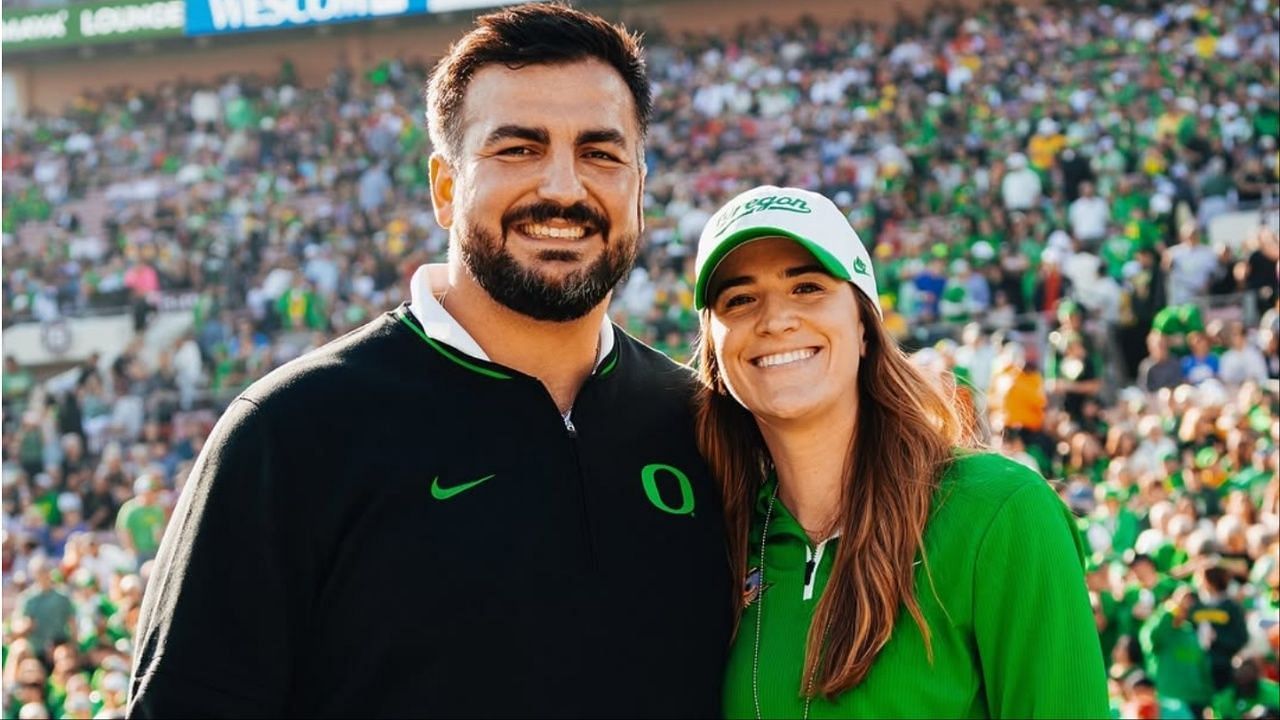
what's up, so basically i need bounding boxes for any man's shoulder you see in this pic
[237,311,407,412]
[612,328,699,389]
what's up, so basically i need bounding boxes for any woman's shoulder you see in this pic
[933,451,1060,524]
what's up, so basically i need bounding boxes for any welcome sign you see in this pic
[184,0,429,36]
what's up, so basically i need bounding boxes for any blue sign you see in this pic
[185,0,430,36]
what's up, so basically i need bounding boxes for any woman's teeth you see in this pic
[754,348,817,368]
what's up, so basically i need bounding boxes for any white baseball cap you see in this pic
[693,185,880,316]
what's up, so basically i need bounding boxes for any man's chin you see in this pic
[462,226,634,322]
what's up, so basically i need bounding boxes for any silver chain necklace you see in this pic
[753,486,817,720]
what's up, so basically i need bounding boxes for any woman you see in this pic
[692,186,1108,718]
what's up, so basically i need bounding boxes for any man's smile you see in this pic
[517,222,593,240]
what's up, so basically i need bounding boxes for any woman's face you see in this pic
[707,237,865,426]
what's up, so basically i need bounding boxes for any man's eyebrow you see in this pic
[576,128,628,147]
[483,125,549,146]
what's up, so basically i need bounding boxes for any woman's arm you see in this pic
[973,479,1110,719]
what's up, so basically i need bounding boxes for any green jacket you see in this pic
[1140,604,1214,705]
[1210,678,1280,719]
[725,453,1109,718]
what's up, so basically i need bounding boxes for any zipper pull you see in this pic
[804,558,816,586]
[564,415,578,438]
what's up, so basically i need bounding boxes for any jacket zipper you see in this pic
[562,409,597,571]
[803,540,831,601]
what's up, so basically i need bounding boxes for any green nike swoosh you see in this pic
[431,474,496,501]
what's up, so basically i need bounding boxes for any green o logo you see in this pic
[641,464,695,516]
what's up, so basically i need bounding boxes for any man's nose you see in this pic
[537,149,588,206]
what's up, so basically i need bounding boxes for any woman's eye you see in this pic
[794,282,825,295]
[722,294,753,309]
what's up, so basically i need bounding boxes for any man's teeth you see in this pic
[755,349,817,368]
[524,224,586,239]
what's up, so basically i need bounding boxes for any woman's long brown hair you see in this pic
[694,290,980,698]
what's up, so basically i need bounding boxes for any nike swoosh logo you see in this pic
[431,474,496,501]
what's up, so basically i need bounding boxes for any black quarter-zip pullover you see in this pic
[128,305,732,718]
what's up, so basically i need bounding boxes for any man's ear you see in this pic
[429,153,456,229]
[635,153,647,233]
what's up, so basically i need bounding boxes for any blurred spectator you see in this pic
[1218,322,1269,386]
[1140,586,1215,716]
[1165,221,1220,307]
[1136,332,1183,393]
[10,557,74,664]
[1002,153,1043,212]
[1070,182,1111,247]
[1193,564,1249,691]
[114,475,166,570]
[1209,655,1280,719]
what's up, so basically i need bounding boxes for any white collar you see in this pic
[407,263,615,370]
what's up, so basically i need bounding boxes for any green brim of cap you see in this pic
[694,227,850,309]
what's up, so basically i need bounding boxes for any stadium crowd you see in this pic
[3,0,1279,717]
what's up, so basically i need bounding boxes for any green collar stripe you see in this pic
[396,310,513,380]
[598,349,619,377]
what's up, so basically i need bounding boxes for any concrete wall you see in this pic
[2,309,193,367]
[8,0,1035,114]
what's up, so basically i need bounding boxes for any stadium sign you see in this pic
[183,0,534,36]
[2,0,185,51]
[427,0,529,9]
[185,0,429,35]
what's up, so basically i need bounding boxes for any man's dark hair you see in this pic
[1203,565,1231,593]
[1128,552,1155,569]
[425,2,651,161]
[1124,673,1156,693]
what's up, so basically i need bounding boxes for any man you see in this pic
[1068,181,1110,248]
[1191,565,1248,691]
[115,474,167,570]
[1164,220,1218,306]
[1218,321,1269,386]
[1180,330,1221,385]
[987,341,1049,472]
[1045,302,1103,424]
[1209,655,1280,719]
[127,5,731,717]
[1140,586,1215,715]
[1136,331,1184,392]
[11,556,75,664]
[1001,152,1043,212]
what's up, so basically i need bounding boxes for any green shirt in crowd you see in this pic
[1210,678,1280,719]
[115,498,166,558]
[1140,603,1215,706]
[16,587,75,652]
[724,453,1108,719]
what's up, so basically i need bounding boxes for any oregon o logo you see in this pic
[641,464,695,516]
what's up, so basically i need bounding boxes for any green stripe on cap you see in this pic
[693,226,852,309]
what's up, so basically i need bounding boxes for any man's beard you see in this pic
[458,202,638,322]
